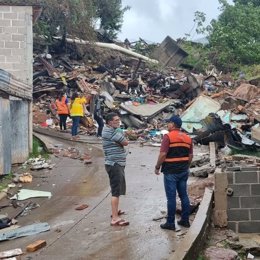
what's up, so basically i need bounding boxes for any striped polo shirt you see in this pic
[102,125,127,166]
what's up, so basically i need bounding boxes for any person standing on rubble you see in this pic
[70,92,86,140]
[102,112,129,227]
[91,90,105,138]
[55,92,69,131]
[154,115,193,231]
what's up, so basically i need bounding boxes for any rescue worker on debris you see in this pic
[154,115,193,231]
[55,92,69,131]
[70,92,86,140]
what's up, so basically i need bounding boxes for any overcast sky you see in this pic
[118,0,231,43]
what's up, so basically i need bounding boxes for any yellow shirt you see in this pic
[70,97,86,117]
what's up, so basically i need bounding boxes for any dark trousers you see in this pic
[164,171,190,224]
[71,116,80,136]
[59,114,68,130]
[94,114,104,137]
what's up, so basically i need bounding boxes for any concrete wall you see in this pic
[226,166,260,233]
[0,5,33,85]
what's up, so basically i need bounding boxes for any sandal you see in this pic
[110,219,129,227]
[110,210,126,218]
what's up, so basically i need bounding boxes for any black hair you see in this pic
[105,112,119,124]
[58,92,64,102]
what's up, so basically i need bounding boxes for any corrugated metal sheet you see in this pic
[0,69,32,100]
[0,97,12,175]
[10,99,29,164]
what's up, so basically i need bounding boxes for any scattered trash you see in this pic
[26,240,47,252]
[75,204,89,210]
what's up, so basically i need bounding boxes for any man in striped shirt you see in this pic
[102,112,129,226]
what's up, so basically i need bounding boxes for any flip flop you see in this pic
[110,210,126,218]
[110,219,129,227]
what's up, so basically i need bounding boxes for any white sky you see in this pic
[118,0,232,43]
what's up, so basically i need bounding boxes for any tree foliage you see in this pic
[93,0,130,39]
[34,0,129,43]
[208,2,260,71]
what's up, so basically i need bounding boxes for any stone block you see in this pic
[251,184,260,195]
[0,40,4,48]
[250,209,260,220]
[0,55,5,62]
[227,221,237,232]
[241,196,260,209]
[238,221,260,233]
[227,172,234,184]
[0,19,11,27]
[5,41,19,48]
[6,56,20,63]
[3,26,18,33]
[11,49,24,55]
[0,6,11,12]
[227,209,249,221]
[3,12,17,19]
[0,33,11,41]
[235,171,258,184]
[228,184,250,196]
[11,20,24,27]
[12,34,24,41]
[227,197,240,209]
[0,48,11,55]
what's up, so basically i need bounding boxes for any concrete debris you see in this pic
[0,248,23,259]
[0,222,50,241]
[204,246,238,260]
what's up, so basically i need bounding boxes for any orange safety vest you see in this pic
[56,96,69,115]
[162,129,192,173]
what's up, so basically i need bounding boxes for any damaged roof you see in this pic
[0,0,42,6]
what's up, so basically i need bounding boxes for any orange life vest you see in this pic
[56,96,69,115]
[162,129,192,173]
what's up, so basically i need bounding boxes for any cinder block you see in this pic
[227,197,240,209]
[0,6,11,12]
[0,33,12,41]
[0,55,5,62]
[11,49,24,55]
[226,166,240,171]
[238,221,260,233]
[241,196,260,209]
[251,184,260,195]
[3,12,17,19]
[5,41,19,48]
[235,171,258,184]
[0,40,4,48]
[227,221,237,232]
[250,209,260,220]
[227,172,234,184]
[6,56,20,63]
[0,48,11,55]
[12,34,24,41]
[240,167,259,171]
[11,20,24,27]
[0,62,13,70]
[0,19,11,27]
[227,209,249,221]
[26,240,46,252]
[3,26,18,33]
[228,184,250,196]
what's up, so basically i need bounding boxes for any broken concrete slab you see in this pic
[0,222,50,241]
[0,248,23,259]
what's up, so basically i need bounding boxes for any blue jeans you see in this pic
[163,171,190,224]
[71,116,80,136]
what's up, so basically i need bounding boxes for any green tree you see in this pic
[34,0,96,44]
[93,0,130,39]
[233,0,260,7]
[208,1,260,72]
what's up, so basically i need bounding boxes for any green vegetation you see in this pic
[230,148,260,158]
[29,137,49,159]
[34,0,130,43]
[0,172,13,192]
[185,0,260,74]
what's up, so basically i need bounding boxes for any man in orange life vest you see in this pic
[155,115,193,231]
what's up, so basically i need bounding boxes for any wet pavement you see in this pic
[0,134,195,260]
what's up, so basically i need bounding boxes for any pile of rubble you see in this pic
[32,39,260,154]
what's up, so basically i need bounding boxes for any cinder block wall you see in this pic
[0,5,33,85]
[227,166,260,233]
